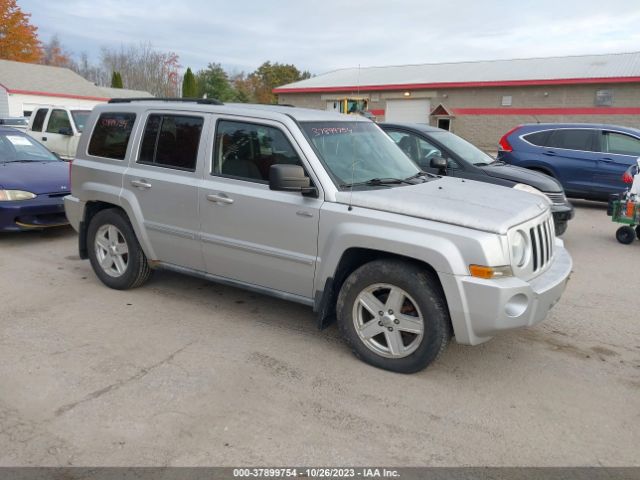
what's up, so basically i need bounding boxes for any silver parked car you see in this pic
[64,99,572,373]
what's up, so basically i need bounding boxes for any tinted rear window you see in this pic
[31,109,47,132]
[523,131,551,147]
[88,113,136,160]
[547,129,595,151]
[138,114,203,171]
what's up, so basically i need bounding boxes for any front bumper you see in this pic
[0,195,69,231]
[550,202,575,224]
[448,241,572,345]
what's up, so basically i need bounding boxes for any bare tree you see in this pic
[71,51,109,86]
[100,43,181,96]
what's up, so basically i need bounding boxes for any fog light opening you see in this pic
[505,293,529,318]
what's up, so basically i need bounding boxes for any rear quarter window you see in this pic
[523,131,550,147]
[88,113,136,160]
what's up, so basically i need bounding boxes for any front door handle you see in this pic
[543,150,556,156]
[600,157,614,163]
[131,179,152,189]
[207,193,234,205]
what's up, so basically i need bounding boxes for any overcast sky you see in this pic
[19,0,640,75]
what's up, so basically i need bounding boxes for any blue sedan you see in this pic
[0,127,70,231]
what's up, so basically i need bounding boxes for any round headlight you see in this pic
[0,190,37,201]
[511,230,528,267]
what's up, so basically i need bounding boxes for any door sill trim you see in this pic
[155,262,315,307]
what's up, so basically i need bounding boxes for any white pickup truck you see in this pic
[26,106,91,160]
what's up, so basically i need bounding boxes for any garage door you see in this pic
[385,99,430,123]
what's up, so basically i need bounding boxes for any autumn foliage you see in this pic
[0,0,42,62]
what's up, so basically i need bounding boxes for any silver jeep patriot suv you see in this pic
[64,99,572,373]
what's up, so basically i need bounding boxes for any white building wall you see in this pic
[0,87,10,117]
[7,92,106,117]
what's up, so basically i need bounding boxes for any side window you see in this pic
[389,131,417,162]
[603,132,640,156]
[31,109,48,132]
[138,114,203,171]
[88,113,136,160]
[547,129,595,151]
[46,109,72,134]
[214,120,302,183]
[523,131,550,147]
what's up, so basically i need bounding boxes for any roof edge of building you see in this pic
[273,76,640,94]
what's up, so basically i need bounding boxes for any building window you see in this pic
[501,95,513,107]
[595,89,613,106]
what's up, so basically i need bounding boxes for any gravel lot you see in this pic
[0,200,638,467]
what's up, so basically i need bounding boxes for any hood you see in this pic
[482,164,563,193]
[0,161,70,195]
[335,177,549,235]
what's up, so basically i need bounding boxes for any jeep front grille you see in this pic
[530,216,554,272]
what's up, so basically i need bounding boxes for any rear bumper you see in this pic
[0,195,69,231]
[446,241,572,345]
[63,195,84,232]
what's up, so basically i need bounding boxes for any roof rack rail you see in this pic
[108,97,224,105]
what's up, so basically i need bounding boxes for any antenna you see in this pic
[348,64,362,212]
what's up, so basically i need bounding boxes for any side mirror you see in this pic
[269,164,316,195]
[430,156,448,174]
[58,127,73,136]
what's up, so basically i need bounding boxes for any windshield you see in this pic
[301,121,420,187]
[71,110,91,132]
[0,132,59,162]
[429,131,496,166]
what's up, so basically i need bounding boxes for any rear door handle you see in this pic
[206,193,234,205]
[600,157,614,163]
[543,150,556,156]
[131,179,152,189]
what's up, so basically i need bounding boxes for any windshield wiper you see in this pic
[404,170,438,180]
[340,177,414,188]
[2,160,35,164]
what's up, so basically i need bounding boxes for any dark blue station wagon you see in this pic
[497,123,640,200]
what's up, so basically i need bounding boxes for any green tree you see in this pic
[182,67,197,97]
[110,71,123,88]
[196,63,237,102]
[251,61,311,104]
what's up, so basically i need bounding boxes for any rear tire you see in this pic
[616,226,635,245]
[87,209,152,289]
[336,259,452,373]
[636,226,640,240]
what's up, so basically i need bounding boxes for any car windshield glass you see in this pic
[429,131,496,166]
[301,121,420,188]
[71,111,91,132]
[0,133,58,162]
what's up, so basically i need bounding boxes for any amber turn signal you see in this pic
[469,264,513,279]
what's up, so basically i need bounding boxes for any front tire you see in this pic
[87,209,152,289]
[336,259,452,373]
[616,226,635,245]
[636,226,640,240]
